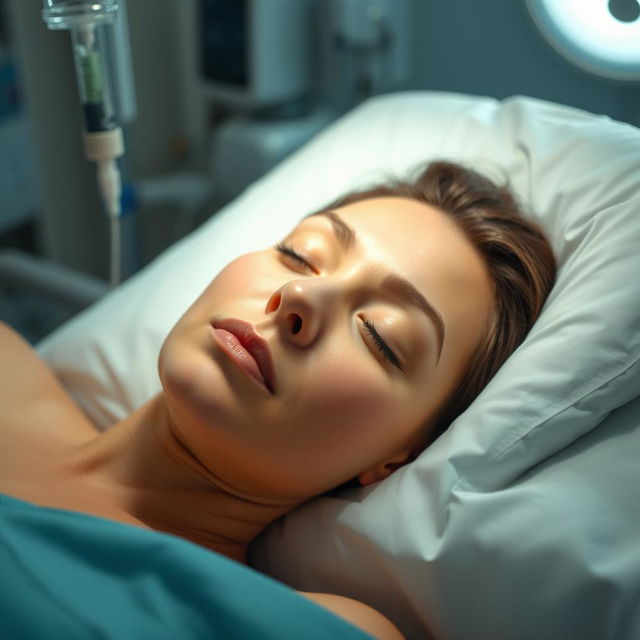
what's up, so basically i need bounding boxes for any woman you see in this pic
[0,162,556,638]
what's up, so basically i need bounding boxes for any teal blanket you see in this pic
[0,494,369,639]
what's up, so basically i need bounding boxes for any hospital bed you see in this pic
[4,91,640,639]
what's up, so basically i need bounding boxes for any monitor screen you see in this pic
[200,0,248,88]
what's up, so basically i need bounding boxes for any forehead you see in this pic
[331,196,483,284]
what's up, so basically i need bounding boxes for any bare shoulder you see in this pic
[0,321,95,436]
[0,320,67,409]
[299,591,404,639]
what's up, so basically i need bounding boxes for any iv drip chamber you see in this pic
[42,1,119,30]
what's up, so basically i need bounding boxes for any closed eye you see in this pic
[276,243,316,273]
[362,318,403,372]
[277,242,403,371]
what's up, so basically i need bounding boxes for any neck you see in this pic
[64,394,297,563]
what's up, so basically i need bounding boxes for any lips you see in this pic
[211,318,276,394]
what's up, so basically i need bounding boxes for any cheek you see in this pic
[282,348,410,455]
[176,253,272,325]
[207,253,274,302]
[309,366,388,424]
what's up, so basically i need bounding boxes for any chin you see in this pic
[159,334,214,411]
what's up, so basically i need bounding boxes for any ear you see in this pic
[357,448,413,487]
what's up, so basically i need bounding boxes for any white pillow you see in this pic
[39,92,640,639]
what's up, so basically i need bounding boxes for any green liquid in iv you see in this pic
[79,51,115,132]
[80,52,104,103]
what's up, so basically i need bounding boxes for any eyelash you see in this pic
[362,319,403,372]
[276,242,315,272]
[275,242,403,372]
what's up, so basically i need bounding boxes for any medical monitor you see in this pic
[199,0,313,111]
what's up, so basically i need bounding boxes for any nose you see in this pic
[265,279,335,347]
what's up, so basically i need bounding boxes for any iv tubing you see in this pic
[84,127,124,287]
[109,216,121,288]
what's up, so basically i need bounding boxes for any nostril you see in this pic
[266,292,282,313]
[289,313,303,334]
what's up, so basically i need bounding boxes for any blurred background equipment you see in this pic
[200,0,313,111]
[206,0,411,202]
[331,0,411,104]
[202,0,329,202]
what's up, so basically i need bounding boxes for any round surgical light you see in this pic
[526,0,640,81]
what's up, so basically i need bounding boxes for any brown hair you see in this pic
[322,161,557,453]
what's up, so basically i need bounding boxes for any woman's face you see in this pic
[159,197,493,502]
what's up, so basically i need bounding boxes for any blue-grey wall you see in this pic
[409,0,640,126]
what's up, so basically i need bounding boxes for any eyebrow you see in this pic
[381,275,445,362]
[307,210,355,251]
[307,210,446,362]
